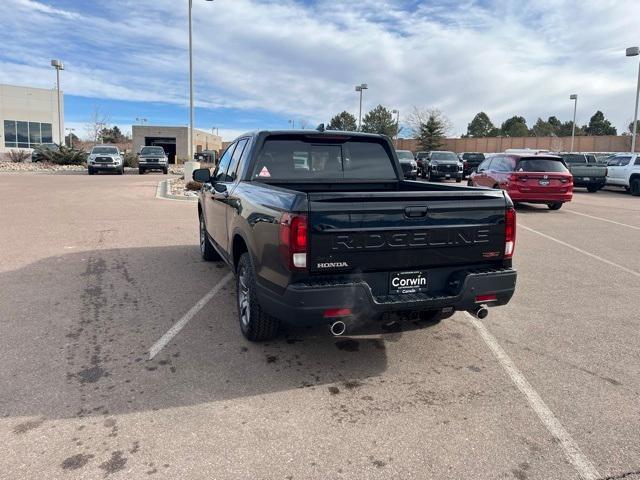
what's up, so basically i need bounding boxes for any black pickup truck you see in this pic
[193,130,517,341]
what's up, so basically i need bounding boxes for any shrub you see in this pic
[123,152,138,168]
[185,181,203,191]
[7,149,31,163]
[33,145,88,165]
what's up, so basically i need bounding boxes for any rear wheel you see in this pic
[199,213,220,261]
[586,185,598,193]
[548,203,563,210]
[420,169,426,179]
[236,253,279,341]
[630,178,640,196]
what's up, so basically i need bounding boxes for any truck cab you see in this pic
[606,154,640,195]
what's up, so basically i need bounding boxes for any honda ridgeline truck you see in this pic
[193,130,517,341]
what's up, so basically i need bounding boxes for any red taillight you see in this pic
[323,308,352,318]
[279,213,308,270]
[504,207,516,259]
[475,294,497,303]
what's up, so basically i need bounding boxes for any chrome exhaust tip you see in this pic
[330,321,347,336]
[472,305,489,320]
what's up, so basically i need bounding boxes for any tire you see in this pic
[586,185,598,193]
[236,253,279,341]
[163,167,168,175]
[88,167,94,175]
[630,178,640,196]
[118,168,124,175]
[456,177,462,183]
[139,168,145,175]
[548,203,563,210]
[421,170,426,179]
[199,212,220,261]
[467,179,473,187]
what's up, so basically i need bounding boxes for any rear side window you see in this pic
[635,157,640,166]
[252,138,396,181]
[494,157,516,172]
[562,154,586,164]
[608,156,631,166]
[516,157,568,173]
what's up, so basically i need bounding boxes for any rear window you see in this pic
[516,157,568,173]
[416,152,428,159]
[561,154,586,164]
[462,153,485,161]
[140,147,165,155]
[432,152,458,161]
[252,138,396,181]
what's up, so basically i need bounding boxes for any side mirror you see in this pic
[192,168,211,183]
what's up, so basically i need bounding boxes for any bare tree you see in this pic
[85,106,110,143]
[406,107,452,138]
[299,119,309,130]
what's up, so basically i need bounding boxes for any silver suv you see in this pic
[88,145,124,175]
[138,146,168,175]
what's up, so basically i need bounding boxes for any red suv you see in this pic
[469,154,573,210]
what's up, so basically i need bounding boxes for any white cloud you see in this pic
[2,0,640,136]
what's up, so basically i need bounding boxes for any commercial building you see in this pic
[0,83,64,153]
[131,125,222,164]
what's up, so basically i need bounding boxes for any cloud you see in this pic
[1,0,640,136]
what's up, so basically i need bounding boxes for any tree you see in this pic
[628,120,640,134]
[327,111,357,131]
[64,132,80,147]
[361,105,397,137]
[466,112,496,137]
[85,106,110,143]
[100,125,127,144]
[557,121,583,137]
[531,117,554,137]
[501,116,529,137]
[584,111,617,135]
[415,111,449,151]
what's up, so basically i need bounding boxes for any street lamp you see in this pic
[50,59,64,145]
[65,127,75,148]
[392,109,400,148]
[288,119,295,129]
[188,0,214,163]
[355,83,368,130]
[569,94,578,152]
[626,46,640,153]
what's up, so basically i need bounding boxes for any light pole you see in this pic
[65,127,75,148]
[355,83,368,130]
[51,59,64,145]
[626,46,640,153]
[392,109,400,148]
[211,126,218,136]
[288,119,295,129]
[569,94,578,152]
[188,0,214,163]
[136,117,148,125]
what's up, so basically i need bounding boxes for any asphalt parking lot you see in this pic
[1,173,639,480]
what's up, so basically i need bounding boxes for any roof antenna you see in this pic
[316,123,325,132]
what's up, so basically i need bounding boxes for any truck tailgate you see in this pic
[307,190,508,273]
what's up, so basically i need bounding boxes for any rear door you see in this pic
[513,157,570,194]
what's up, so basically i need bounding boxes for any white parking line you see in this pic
[149,272,233,359]
[566,210,640,230]
[465,312,600,480]
[520,224,640,278]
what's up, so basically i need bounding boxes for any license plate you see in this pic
[445,174,450,178]
[390,271,429,294]
[538,179,550,186]
[583,177,590,181]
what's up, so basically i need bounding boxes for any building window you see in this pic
[3,120,53,148]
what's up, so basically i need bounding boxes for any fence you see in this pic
[396,135,637,153]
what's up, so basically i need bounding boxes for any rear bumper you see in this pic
[508,190,572,203]
[573,177,606,188]
[256,267,516,326]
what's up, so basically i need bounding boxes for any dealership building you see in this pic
[132,125,222,164]
[0,83,64,153]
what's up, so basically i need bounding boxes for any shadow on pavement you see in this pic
[0,246,443,422]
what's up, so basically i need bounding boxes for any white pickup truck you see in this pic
[605,154,640,196]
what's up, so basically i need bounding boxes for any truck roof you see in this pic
[237,130,387,140]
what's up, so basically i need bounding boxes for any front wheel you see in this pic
[456,177,462,183]
[88,167,94,175]
[548,203,563,210]
[163,167,168,175]
[199,213,220,261]
[630,178,640,196]
[236,253,279,341]
[139,168,145,175]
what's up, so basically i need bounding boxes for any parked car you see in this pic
[460,152,486,177]
[605,154,640,195]
[87,145,124,175]
[193,130,517,341]
[396,150,418,179]
[558,153,606,192]
[469,153,573,210]
[415,151,429,177]
[138,146,168,174]
[424,151,463,182]
[30,143,59,162]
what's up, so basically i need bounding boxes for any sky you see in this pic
[1,0,639,141]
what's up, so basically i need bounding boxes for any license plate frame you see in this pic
[389,271,429,295]
[538,179,550,186]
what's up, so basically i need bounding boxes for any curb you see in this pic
[155,179,199,202]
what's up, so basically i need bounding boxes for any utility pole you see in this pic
[51,60,64,145]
